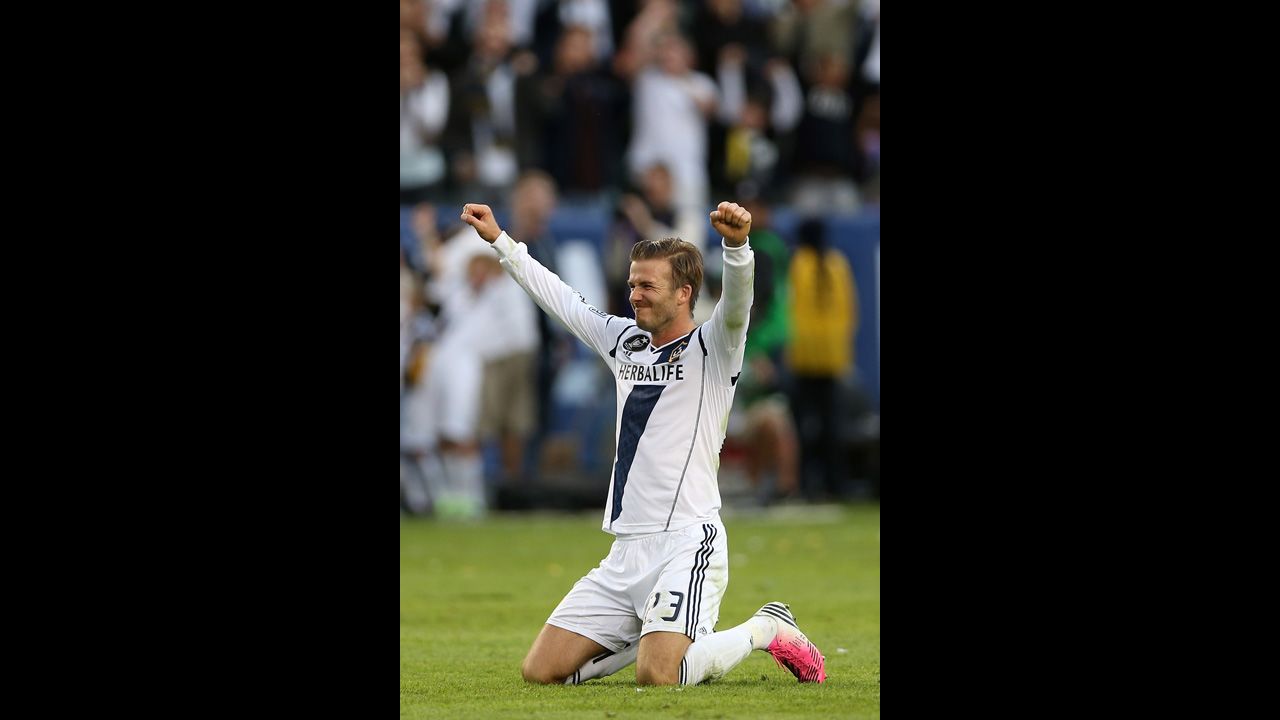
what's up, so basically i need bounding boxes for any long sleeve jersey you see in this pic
[490,231,753,535]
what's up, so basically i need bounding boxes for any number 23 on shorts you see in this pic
[648,590,686,622]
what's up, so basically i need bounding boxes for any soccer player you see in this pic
[459,201,827,686]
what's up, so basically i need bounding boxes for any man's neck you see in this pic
[649,319,696,348]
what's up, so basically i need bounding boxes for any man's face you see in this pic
[629,258,686,334]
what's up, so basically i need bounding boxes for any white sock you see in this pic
[565,643,638,684]
[745,614,779,650]
[680,616,777,685]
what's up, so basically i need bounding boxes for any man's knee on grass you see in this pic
[521,656,567,685]
[634,659,681,686]
[636,632,691,686]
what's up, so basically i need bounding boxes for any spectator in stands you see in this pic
[785,218,857,501]
[401,246,446,515]
[517,24,626,196]
[770,0,858,82]
[790,51,860,213]
[710,45,803,201]
[853,0,879,203]
[403,225,506,519]
[693,0,771,76]
[445,8,532,198]
[726,197,799,503]
[616,11,717,244]
[401,29,451,205]
[403,202,441,276]
[493,171,562,486]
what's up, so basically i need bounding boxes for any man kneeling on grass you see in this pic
[460,199,827,686]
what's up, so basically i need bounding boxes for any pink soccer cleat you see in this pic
[756,602,827,683]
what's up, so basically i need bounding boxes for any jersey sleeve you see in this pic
[703,238,755,387]
[491,231,622,362]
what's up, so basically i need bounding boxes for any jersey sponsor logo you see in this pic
[623,335,649,352]
[617,362,686,383]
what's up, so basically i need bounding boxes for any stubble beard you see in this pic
[633,305,666,334]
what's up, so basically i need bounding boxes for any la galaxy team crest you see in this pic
[667,339,686,363]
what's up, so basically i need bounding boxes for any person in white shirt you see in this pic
[621,30,717,251]
[458,200,827,686]
[400,30,449,204]
[403,227,510,519]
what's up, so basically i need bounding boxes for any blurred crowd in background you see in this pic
[401,0,880,519]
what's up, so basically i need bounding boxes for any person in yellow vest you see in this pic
[785,218,857,501]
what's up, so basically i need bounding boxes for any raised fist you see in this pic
[709,201,752,247]
[460,203,502,243]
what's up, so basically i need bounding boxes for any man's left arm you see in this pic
[706,202,755,379]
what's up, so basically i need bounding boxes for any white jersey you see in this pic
[490,231,753,535]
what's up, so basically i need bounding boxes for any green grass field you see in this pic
[400,504,879,719]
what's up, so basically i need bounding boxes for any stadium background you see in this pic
[402,1,878,715]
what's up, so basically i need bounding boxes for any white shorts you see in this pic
[546,519,729,652]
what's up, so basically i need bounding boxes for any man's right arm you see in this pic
[461,203,619,358]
